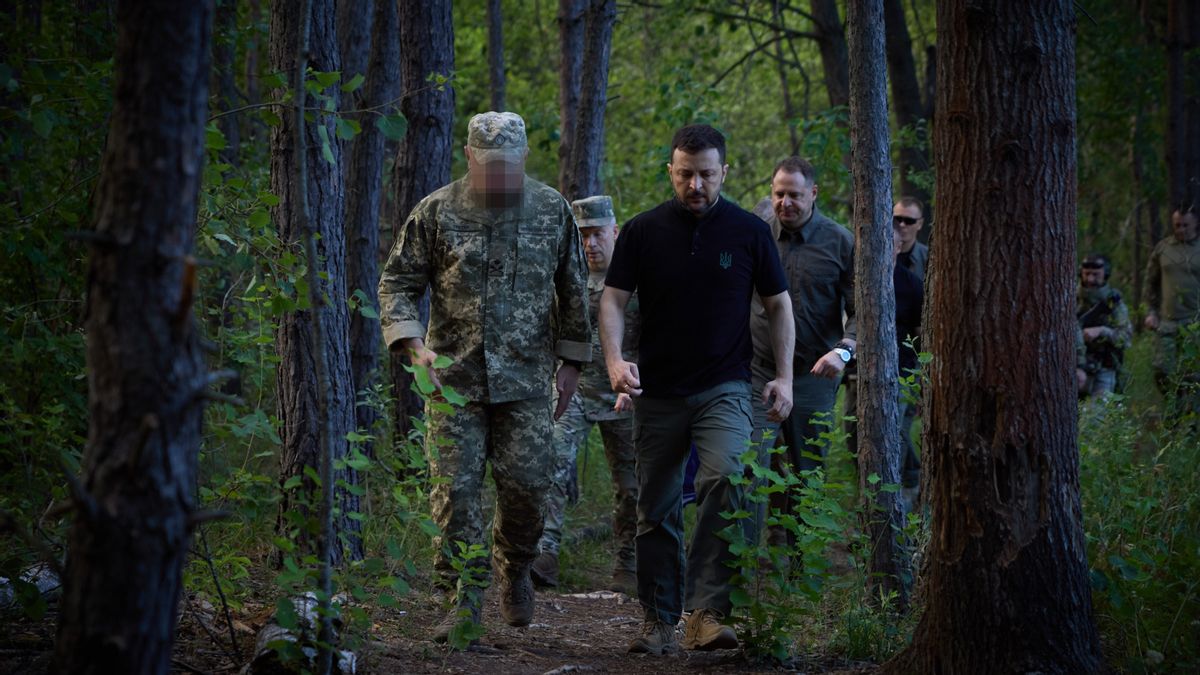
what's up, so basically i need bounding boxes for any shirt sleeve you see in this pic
[753,224,788,297]
[841,235,858,342]
[377,201,433,350]
[605,217,640,292]
[554,199,593,363]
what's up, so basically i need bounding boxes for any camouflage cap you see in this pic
[467,111,527,163]
[572,195,617,228]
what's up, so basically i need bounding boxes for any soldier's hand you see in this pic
[614,392,633,413]
[1144,313,1160,331]
[762,378,793,423]
[1076,367,1087,392]
[400,338,441,391]
[607,359,643,397]
[554,363,582,421]
[810,351,846,379]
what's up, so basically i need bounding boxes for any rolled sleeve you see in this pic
[553,202,594,362]
[378,206,433,350]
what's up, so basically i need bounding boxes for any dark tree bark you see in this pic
[884,0,930,209]
[1166,0,1200,208]
[214,0,241,166]
[270,0,359,566]
[557,0,586,194]
[52,1,212,672]
[810,0,850,108]
[885,2,1102,671]
[337,0,372,89]
[389,0,455,449]
[563,0,615,202]
[244,0,262,141]
[847,0,906,607]
[344,0,400,461]
[771,0,800,155]
[488,0,506,111]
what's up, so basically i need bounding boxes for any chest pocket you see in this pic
[517,221,559,291]
[437,217,486,293]
[795,255,843,297]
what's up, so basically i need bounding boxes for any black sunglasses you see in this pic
[893,215,919,226]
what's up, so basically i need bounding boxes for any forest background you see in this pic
[1,0,1198,672]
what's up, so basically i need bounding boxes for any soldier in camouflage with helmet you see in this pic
[1077,253,1132,398]
[530,195,640,596]
[378,111,591,645]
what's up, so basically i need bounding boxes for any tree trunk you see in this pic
[52,1,212,672]
[337,0,372,88]
[810,0,850,109]
[771,0,800,156]
[270,0,359,566]
[488,0,506,111]
[557,0,586,194]
[885,2,1102,671]
[1166,0,1200,208]
[847,0,906,607]
[884,0,930,208]
[344,0,399,462]
[213,0,241,166]
[563,0,615,202]
[389,0,455,452]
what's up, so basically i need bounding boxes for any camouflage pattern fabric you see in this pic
[378,175,592,403]
[1145,236,1200,393]
[1077,284,1132,394]
[426,396,554,586]
[539,273,640,569]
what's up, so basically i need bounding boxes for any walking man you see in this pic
[600,124,795,654]
[378,112,592,644]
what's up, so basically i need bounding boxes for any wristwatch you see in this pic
[833,343,854,363]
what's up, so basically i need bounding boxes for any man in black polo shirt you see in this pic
[599,124,795,655]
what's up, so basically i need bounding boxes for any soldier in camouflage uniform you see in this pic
[530,196,641,596]
[1144,205,1200,404]
[1077,254,1132,398]
[377,112,592,644]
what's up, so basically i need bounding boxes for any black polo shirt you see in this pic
[605,196,788,397]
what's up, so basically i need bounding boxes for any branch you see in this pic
[621,0,818,40]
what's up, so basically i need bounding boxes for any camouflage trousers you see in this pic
[538,393,638,573]
[426,396,553,589]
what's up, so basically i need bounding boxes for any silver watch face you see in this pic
[834,348,851,363]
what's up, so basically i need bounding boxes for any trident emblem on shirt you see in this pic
[719,251,732,269]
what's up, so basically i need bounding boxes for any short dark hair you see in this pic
[671,124,726,163]
[771,156,816,185]
[1081,253,1111,280]
[896,195,925,216]
[1174,201,1197,218]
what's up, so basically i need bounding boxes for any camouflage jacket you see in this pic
[1145,236,1200,330]
[1077,284,1132,370]
[378,176,592,404]
[574,272,640,420]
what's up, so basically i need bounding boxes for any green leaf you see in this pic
[258,190,281,207]
[248,209,270,229]
[282,475,303,490]
[312,70,341,89]
[213,233,236,247]
[431,355,453,369]
[376,113,409,141]
[315,124,336,164]
[341,73,366,92]
[205,123,227,151]
[335,117,361,141]
[441,386,468,407]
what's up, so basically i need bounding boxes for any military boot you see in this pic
[498,568,535,627]
[529,551,558,589]
[608,567,637,596]
[432,589,483,648]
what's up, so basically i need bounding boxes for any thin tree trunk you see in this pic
[884,0,930,207]
[1166,0,1200,207]
[564,0,615,202]
[488,0,506,111]
[810,0,850,109]
[885,1,1102,671]
[214,0,241,166]
[270,0,357,567]
[772,0,800,156]
[847,0,906,608]
[345,0,399,463]
[557,0,586,194]
[389,0,455,452]
[53,1,212,672]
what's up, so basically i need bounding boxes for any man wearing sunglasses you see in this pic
[892,197,929,278]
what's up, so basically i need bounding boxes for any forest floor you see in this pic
[0,578,878,675]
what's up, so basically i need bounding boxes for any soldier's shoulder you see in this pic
[525,177,570,209]
[411,179,463,216]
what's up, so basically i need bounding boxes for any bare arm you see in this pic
[759,290,795,422]
[599,286,641,396]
